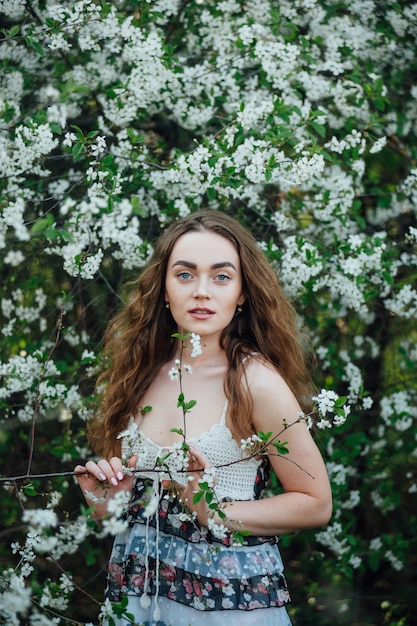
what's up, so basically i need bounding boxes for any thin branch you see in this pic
[2,410,326,484]
[26,306,65,476]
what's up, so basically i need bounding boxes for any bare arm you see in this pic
[184,360,332,535]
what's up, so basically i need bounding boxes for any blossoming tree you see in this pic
[0,0,416,624]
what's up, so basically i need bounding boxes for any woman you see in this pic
[75,210,332,626]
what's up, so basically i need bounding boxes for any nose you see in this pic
[193,276,210,299]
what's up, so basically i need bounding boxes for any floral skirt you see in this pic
[105,522,291,625]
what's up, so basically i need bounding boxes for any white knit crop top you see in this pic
[121,400,263,502]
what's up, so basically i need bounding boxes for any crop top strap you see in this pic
[219,399,228,425]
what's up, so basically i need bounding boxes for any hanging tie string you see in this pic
[139,475,161,622]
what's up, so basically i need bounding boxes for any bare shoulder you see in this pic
[244,355,297,402]
[244,355,302,429]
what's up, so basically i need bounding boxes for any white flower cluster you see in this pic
[106,489,131,517]
[0,349,82,423]
[385,285,417,319]
[199,466,217,488]
[190,333,203,357]
[159,441,190,480]
[39,574,74,611]
[315,521,350,558]
[1,287,48,336]
[311,389,351,428]
[380,391,417,432]
[0,570,32,624]
[240,433,263,452]
[22,508,57,531]
[48,517,91,560]
[168,359,181,381]
[326,461,357,487]
[207,517,228,540]
[0,123,58,179]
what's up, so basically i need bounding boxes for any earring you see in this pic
[165,302,170,309]
[237,305,242,313]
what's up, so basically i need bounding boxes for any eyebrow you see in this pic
[172,260,237,271]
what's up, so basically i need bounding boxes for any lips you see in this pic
[189,307,215,318]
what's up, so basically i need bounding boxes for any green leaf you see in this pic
[126,127,144,144]
[208,156,219,168]
[33,42,44,56]
[25,38,44,56]
[101,154,115,168]
[171,331,191,341]
[71,124,85,137]
[43,228,71,242]
[273,440,289,455]
[206,187,216,201]
[309,121,326,137]
[334,396,347,408]
[193,491,205,504]
[72,141,85,161]
[30,214,54,234]
[49,122,62,135]
[170,428,184,435]
[8,24,20,37]
[258,430,273,442]
[368,552,380,571]
[22,483,37,497]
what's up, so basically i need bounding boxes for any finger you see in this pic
[161,479,187,503]
[187,442,208,460]
[108,456,126,481]
[127,455,138,469]
[120,456,138,482]
[187,444,210,470]
[124,455,138,478]
[95,458,125,486]
[85,459,116,484]
[74,465,89,483]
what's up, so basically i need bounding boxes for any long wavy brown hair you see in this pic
[88,210,315,458]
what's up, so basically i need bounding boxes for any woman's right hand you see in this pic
[74,455,138,519]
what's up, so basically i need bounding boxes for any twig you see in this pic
[26,306,65,476]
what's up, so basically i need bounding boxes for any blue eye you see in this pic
[216,274,230,282]
[178,271,192,280]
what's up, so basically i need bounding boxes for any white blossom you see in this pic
[240,433,263,451]
[168,365,180,380]
[369,136,387,154]
[190,333,202,357]
[22,509,57,530]
[385,550,403,571]
[207,518,229,539]
[106,489,131,517]
[199,466,217,488]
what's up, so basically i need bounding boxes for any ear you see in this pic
[237,292,246,306]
